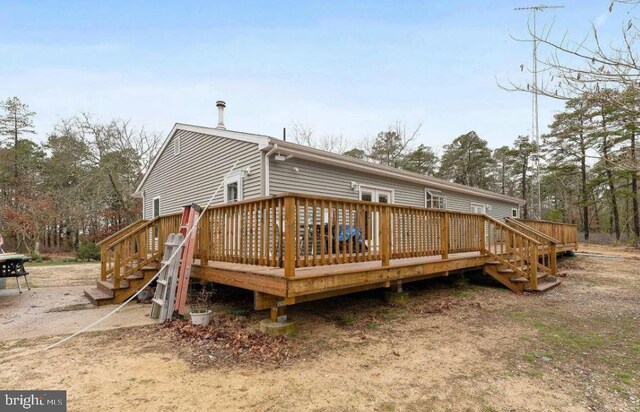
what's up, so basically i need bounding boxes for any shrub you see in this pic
[77,240,101,261]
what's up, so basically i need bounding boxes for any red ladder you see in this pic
[174,203,202,316]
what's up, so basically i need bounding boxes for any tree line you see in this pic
[296,87,640,246]
[0,97,159,256]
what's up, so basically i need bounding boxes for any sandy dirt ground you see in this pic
[0,263,154,340]
[1,246,639,411]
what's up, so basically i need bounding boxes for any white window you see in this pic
[224,173,243,203]
[359,184,394,204]
[174,136,181,155]
[470,202,486,214]
[425,189,446,209]
[153,196,161,218]
[511,208,518,218]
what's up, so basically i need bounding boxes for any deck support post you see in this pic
[284,196,296,278]
[260,301,297,336]
[529,244,538,290]
[113,244,122,288]
[380,206,391,267]
[100,244,107,281]
[550,243,557,276]
[270,302,287,322]
[441,212,449,259]
[385,281,409,305]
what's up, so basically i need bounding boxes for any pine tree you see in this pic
[545,97,595,239]
[493,146,514,196]
[400,144,438,176]
[511,135,537,218]
[0,97,36,179]
[438,131,495,190]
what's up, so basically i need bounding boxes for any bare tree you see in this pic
[290,122,352,154]
[501,0,640,145]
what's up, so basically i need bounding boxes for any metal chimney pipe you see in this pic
[216,100,226,129]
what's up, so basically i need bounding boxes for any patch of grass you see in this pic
[226,308,250,317]
[611,384,629,394]
[522,353,535,363]
[454,290,472,298]
[508,311,533,320]
[337,314,356,326]
[366,322,379,330]
[380,309,401,321]
[618,371,633,385]
[533,321,608,351]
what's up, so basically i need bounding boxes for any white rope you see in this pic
[45,161,239,351]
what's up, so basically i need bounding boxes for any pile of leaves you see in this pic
[158,314,300,368]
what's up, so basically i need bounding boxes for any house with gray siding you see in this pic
[134,102,524,220]
[89,102,573,308]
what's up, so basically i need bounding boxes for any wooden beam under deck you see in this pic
[191,252,491,304]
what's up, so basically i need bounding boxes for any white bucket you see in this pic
[190,310,212,326]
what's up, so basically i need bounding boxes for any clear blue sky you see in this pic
[0,0,631,152]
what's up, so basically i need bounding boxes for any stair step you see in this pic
[498,268,514,274]
[486,261,501,266]
[97,279,130,292]
[84,287,114,304]
[510,272,550,283]
[152,298,164,306]
[525,277,562,292]
[126,273,144,280]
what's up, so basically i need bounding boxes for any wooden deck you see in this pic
[90,192,578,314]
[191,251,489,306]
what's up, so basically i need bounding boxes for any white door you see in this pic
[470,203,488,249]
[360,188,393,252]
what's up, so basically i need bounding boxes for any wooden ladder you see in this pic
[174,203,202,316]
[150,233,183,322]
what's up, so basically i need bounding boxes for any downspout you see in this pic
[264,143,278,196]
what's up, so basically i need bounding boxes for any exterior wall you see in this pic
[141,129,262,218]
[268,157,519,219]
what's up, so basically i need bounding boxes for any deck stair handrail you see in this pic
[100,212,182,288]
[505,217,558,276]
[97,219,148,247]
[515,218,578,245]
[482,214,543,290]
[505,217,560,244]
[100,192,557,294]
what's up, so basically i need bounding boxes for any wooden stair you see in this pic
[483,259,561,294]
[85,263,159,306]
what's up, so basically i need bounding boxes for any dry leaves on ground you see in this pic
[153,314,301,368]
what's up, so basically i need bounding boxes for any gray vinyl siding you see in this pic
[268,157,519,219]
[141,129,262,218]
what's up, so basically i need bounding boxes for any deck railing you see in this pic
[515,219,578,245]
[101,193,555,290]
[505,217,558,276]
[100,213,181,288]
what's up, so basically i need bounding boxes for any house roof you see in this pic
[135,123,525,206]
[265,138,525,205]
